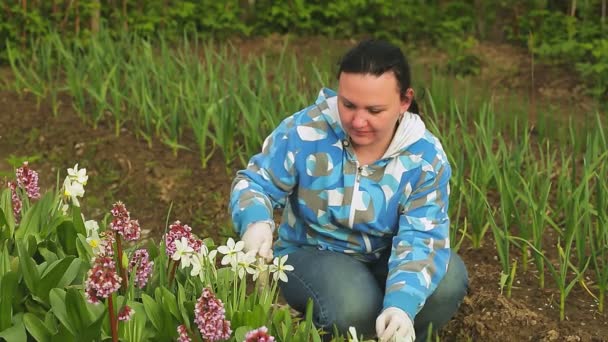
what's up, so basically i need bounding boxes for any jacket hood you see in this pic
[316,88,426,158]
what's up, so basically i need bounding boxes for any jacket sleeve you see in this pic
[382,159,452,319]
[229,116,298,236]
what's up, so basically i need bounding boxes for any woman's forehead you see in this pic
[338,72,401,103]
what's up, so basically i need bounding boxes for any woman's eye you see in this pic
[369,109,382,114]
[344,102,355,109]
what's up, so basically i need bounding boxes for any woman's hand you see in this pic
[242,222,274,261]
[375,307,415,342]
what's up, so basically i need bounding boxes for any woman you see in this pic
[229,39,468,341]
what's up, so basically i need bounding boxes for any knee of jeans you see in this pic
[435,253,469,303]
[319,298,381,337]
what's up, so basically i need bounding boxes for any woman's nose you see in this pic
[352,112,367,128]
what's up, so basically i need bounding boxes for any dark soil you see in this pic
[0,37,606,341]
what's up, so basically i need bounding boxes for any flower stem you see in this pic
[168,260,178,287]
[116,235,128,290]
[108,295,118,342]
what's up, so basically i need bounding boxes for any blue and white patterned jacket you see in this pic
[230,88,451,318]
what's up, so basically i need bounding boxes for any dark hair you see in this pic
[337,39,419,114]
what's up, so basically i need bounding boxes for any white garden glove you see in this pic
[241,222,274,261]
[376,307,416,342]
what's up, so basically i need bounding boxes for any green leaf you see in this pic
[37,257,77,302]
[16,240,40,294]
[177,283,189,324]
[43,311,58,336]
[65,288,92,332]
[37,246,58,264]
[71,206,86,236]
[56,221,78,256]
[23,313,52,342]
[0,241,10,279]
[0,189,16,238]
[50,324,76,342]
[15,191,54,240]
[55,258,82,290]
[235,326,253,342]
[0,272,19,331]
[81,305,106,342]
[0,207,8,239]
[142,293,162,331]
[159,287,180,320]
[120,301,146,342]
[49,289,77,335]
[75,234,93,263]
[40,215,69,241]
[27,234,38,256]
[0,319,26,342]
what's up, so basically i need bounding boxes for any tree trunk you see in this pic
[602,0,606,25]
[474,0,485,39]
[91,0,100,34]
[570,0,577,16]
[2,1,11,20]
[51,0,58,24]
[60,0,71,32]
[161,0,168,29]
[75,0,80,35]
[122,0,128,31]
[21,0,27,49]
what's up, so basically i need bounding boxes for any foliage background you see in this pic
[1,0,607,99]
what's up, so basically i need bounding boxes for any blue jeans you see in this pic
[279,247,468,341]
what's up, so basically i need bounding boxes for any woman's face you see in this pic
[337,71,412,153]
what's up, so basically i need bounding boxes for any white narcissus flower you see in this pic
[269,255,294,283]
[252,256,269,281]
[63,177,85,207]
[190,254,203,278]
[190,245,214,274]
[85,220,99,235]
[348,327,359,342]
[85,220,102,255]
[217,237,244,266]
[68,163,88,185]
[172,237,194,269]
[232,251,256,279]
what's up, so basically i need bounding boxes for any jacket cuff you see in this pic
[383,289,424,320]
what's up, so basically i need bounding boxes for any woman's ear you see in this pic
[400,88,415,113]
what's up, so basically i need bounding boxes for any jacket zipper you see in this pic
[344,140,373,253]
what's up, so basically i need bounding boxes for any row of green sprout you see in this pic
[7,31,327,169]
[6,31,608,321]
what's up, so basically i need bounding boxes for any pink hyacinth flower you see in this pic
[129,249,153,288]
[118,305,135,321]
[164,221,202,257]
[98,230,116,257]
[245,326,275,342]
[177,325,192,342]
[194,288,231,341]
[15,161,40,200]
[7,181,22,223]
[110,201,141,241]
[84,255,122,304]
